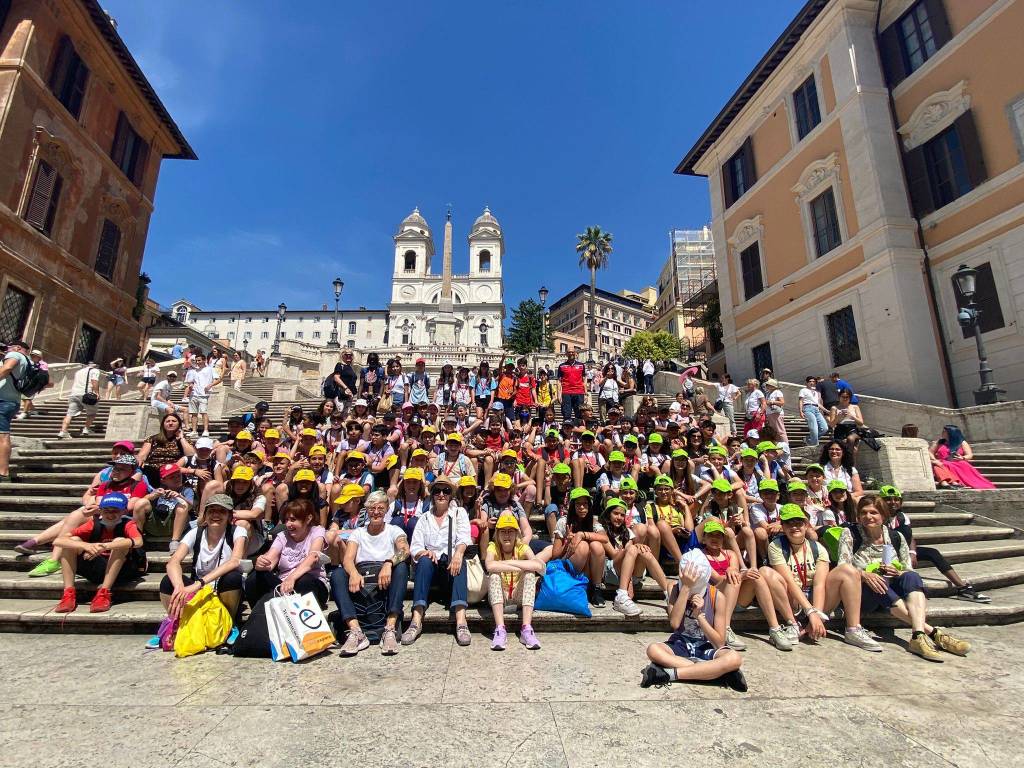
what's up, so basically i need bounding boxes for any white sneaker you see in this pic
[57,431,71,439]
[725,626,747,651]
[13,412,26,421]
[612,593,643,617]
[768,626,793,651]
[81,429,93,436]
[784,621,801,645]
[202,431,210,437]
[844,625,883,652]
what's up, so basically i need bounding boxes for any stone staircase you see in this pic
[2,387,1023,634]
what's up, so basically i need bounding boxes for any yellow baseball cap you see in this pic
[404,467,424,482]
[309,446,327,457]
[334,483,366,504]
[458,475,478,488]
[492,472,513,489]
[500,449,518,459]
[273,452,291,461]
[301,428,317,437]
[264,428,281,439]
[230,466,254,482]
[412,448,429,458]
[294,469,316,482]
[345,450,366,462]
[236,431,254,441]
[420,425,437,435]
[445,432,463,443]
[495,512,519,531]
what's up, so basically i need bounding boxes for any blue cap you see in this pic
[491,402,504,411]
[99,492,129,511]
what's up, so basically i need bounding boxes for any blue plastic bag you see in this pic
[534,559,592,617]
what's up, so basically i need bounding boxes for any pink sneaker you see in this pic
[490,625,507,651]
[520,624,541,650]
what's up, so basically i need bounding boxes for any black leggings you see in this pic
[244,569,329,608]
[914,545,953,574]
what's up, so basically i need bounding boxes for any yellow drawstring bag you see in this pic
[174,584,232,658]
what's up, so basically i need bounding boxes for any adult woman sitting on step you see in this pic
[818,440,863,498]
[153,494,247,648]
[137,412,195,489]
[929,425,996,490]
[837,497,970,662]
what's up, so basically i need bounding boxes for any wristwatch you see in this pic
[804,607,828,621]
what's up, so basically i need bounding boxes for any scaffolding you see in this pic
[663,226,718,359]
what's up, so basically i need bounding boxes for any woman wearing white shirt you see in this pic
[798,376,829,446]
[764,379,789,446]
[819,440,864,498]
[331,490,410,657]
[402,475,473,647]
[716,374,740,435]
[742,378,766,436]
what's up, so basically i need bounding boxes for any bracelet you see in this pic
[198,578,206,588]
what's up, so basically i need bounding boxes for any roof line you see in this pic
[80,0,196,160]
[674,0,828,177]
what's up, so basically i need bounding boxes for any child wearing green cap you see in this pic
[644,476,694,564]
[595,450,629,498]
[749,479,783,563]
[600,498,672,617]
[551,488,610,607]
[542,463,574,538]
[639,435,669,494]
[697,478,755,572]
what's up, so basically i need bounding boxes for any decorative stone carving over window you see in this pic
[898,80,970,150]
[31,126,80,180]
[791,152,841,202]
[99,192,132,233]
[726,215,763,255]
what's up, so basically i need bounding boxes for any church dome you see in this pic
[471,206,501,233]
[398,207,430,235]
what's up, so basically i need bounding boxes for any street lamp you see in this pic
[327,277,344,349]
[538,286,548,352]
[953,264,1004,405]
[271,302,286,357]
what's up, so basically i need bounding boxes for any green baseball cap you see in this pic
[708,445,727,457]
[619,476,638,491]
[545,429,561,439]
[608,450,626,463]
[703,518,726,535]
[758,478,779,492]
[671,448,689,459]
[755,441,778,453]
[653,475,674,488]
[804,463,825,475]
[878,484,902,499]
[779,503,807,522]
[623,434,639,445]
[647,433,663,444]
[711,478,733,494]
[581,430,596,440]
[551,462,571,476]
[605,497,626,511]
[740,448,759,459]
[569,487,591,502]
[827,479,848,493]
[787,480,808,493]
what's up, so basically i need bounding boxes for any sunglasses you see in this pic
[432,487,452,496]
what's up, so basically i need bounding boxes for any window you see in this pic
[722,138,756,207]
[953,262,1005,338]
[740,243,764,301]
[175,306,187,323]
[825,306,861,367]
[71,323,101,364]
[261,331,269,339]
[560,343,568,353]
[296,331,303,339]
[348,321,356,334]
[479,250,491,272]
[810,188,842,256]
[879,0,951,86]
[793,75,821,140]
[402,332,410,345]
[613,324,620,332]
[244,331,252,340]
[923,126,972,208]
[751,342,773,376]
[48,36,89,119]
[279,332,286,339]
[94,219,121,280]
[110,113,148,187]
[0,285,33,342]
[23,160,62,236]
[313,331,321,339]
[601,335,610,345]
[263,317,269,323]
[403,250,416,272]
[227,332,235,340]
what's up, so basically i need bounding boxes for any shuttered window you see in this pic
[23,160,63,236]
[722,138,756,208]
[953,262,1005,338]
[825,306,861,367]
[94,219,121,281]
[903,112,986,217]
[878,0,952,87]
[810,188,842,256]
[793,76,821,140]
[740,243,764,301]
[48,36,90,119]
[111,112,149,187]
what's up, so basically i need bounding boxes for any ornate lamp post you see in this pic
[327,277,344,349]
[953,264,1004,405]
[538,286,549,352]
[271,302,286,357]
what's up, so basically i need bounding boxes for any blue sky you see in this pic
[106,0,805,315]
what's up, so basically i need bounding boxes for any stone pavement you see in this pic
[0,625,1020,768]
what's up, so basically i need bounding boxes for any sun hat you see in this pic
[195,437,215,450]
[608,450,626,463]
[334,484,366,504]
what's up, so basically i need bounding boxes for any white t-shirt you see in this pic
[744,388,765,416]
[824,463,858,491]
[150,380,172,406]
[70,365,101,398]
[188,365,216,398]
[180,525,247,579]
[642,360,655,375]
[717,383,739,403]
[767,389,784,414]
[798,387,820,409]
[350,524,406,564]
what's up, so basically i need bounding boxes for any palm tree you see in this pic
[575,226,613,356]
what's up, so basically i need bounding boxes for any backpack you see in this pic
[11,353,49,397]
[778,535,822,567]
[322,374,340,399]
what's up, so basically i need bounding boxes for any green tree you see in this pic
[575,226,613,353]
[622,330,683,362]
[505,298,549,355]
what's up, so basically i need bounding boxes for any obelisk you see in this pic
[433,206,459,344]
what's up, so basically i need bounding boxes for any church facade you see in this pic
[165,207,505,355]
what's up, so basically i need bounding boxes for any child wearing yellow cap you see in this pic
[485,512,545,651]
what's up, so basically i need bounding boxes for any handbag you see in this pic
[157,615,178,652]
[534,559,592,617]
[81,365,99,406]
[376,390,393,413]
[173,584,232,658]
[231,593,274,657]
[446,509,485,603]
[265,587,335,663]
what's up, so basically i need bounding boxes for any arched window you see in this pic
[403,250,416,272]
[479,250,491,272]
[175,306,187,323]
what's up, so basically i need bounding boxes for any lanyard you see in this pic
[794,542,809,589]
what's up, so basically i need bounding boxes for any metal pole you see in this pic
[271,308,284,357]
[970,299,1001,404]
[328,296,340,349]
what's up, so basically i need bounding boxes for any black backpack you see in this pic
[322,374,341,399]
[11,353,49,397]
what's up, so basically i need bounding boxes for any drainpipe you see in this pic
[873,1,959,407]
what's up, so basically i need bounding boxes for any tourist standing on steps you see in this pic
[0,339,29,482]
[641,358,656,394]
[798,376,829,446]
[229,351,247,391]
[816,372,840,411]
[557,349,586,423]
[716,373,739,435]
[58,360,101,439]
[17,349,51,420]
[105,357,127,400]
[137,357,159,400]
[185,352,219,438]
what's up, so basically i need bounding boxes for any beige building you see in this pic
[650,227,717,355]
[0,1,194,363]
[677,0,1024,406]
[547,284,653,359]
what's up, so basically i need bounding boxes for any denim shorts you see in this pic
[0,399,18,434]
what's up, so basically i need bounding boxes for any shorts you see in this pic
[151,400,172,414]
[65,395,98,419]
[0,399,18,433]
[112,375,125,386]
[188,395,209,415]
[77,553,146,585]
[475,396,491,409]
[665,631,722,662]
[141,376,156,385]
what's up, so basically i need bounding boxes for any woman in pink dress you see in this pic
[930,425,996,490]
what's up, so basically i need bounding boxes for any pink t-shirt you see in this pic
[270,525,327,584]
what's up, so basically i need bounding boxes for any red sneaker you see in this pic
[89,587,112,613]
[55,587,77,613]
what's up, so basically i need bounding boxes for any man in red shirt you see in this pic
[557,349,586,422]
[53,492,145,613]
[513,357,536,428]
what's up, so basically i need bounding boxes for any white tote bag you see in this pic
[265,588,336,663]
